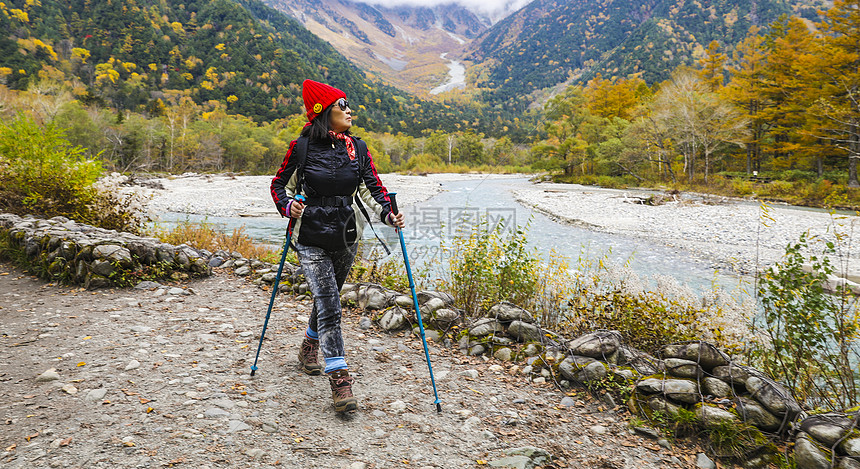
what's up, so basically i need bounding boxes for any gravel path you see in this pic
[0,263,703,468]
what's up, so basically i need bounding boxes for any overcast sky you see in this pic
[354,0,533,14]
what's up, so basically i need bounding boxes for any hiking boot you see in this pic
[297,337,322,376]
[328,370,358,412]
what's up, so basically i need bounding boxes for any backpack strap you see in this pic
[293,136,309,197]
[352,137,391,256]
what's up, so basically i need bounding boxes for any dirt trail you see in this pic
[0,263,702,468]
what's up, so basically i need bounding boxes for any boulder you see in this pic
[711,364,755,387]
[361,285,393,311]
[94,244,132,265]
[488,302,535,324]
[615,345,663,375]
[379,306,408,331]
[507,320,542,343]
[735,396,784,432]
[637,378,700,404]
[664,358,701,379]
[694,403,739,429]
[559,356,606,383]
[794,432,832,469]
[494,347,513,361]
[422,297,446,314]
[660,342,729,371]
[645,395,682,419]
[701,377,733,398]
[567,331,622,359]
[800,413,857,447]
[432,308,459,327]
[469,318,504,337]
[416,291,454,306]
[745,376,803,419]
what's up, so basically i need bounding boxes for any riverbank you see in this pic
[514,182,860,280]
[138,173,860,282]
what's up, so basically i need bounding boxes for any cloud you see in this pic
[353,0,533,14]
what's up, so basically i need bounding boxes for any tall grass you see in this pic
[148,220,281,263]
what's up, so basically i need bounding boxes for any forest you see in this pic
[0,0,858,210]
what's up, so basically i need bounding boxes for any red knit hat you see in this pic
[302,79,346,122]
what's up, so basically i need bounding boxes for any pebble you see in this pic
[125,360,141,371]
[462,416,482,430]
[560,396,576,407]
[86,388,108,402]
[349,463,367,469]
[130,326,152,333]
[359,317,372,329]
[246,448,265,459]
[238,331,253,337]
[227,420,251,433]
[168,287,185,295]
[61,384,78,395]
[488,364,504,372]
[390,400,407,413]
[261,422,278,433]
[36,368,60,382]
[696,453,716,469]
[204,408,230,418]
[372,410,386,418]
[590,425,608,435]
[459,369,479,379]
[513,398,526,404]
[533,377,546,384]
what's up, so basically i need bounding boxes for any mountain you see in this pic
[466,0,830,99]
[0,0,433,131]
[262,0,490,96]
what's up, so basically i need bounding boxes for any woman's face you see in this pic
[329,98,352,133]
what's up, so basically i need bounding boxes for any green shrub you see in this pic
[748,231,859,409]
[0,115,145,233]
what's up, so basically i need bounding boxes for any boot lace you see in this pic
[331,373,354,399]
[300,339,319,365]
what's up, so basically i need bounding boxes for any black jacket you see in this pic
[270,135,393,250]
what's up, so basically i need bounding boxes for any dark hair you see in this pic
[300,104,351,141]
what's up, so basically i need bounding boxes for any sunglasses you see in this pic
[335,98,350,111]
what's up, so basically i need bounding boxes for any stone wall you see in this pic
[334,281,859,468]
[0,214,212,288]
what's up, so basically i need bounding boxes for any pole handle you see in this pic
[389,192,399,215]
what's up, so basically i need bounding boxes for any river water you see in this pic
[156,176,744,295]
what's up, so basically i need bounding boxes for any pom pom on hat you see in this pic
[302,79,346,122]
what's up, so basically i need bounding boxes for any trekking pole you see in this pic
[388,193,442,413]
[250,194,305,377]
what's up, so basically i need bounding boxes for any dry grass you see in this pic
[149,221,279,262]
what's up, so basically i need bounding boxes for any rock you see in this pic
[85,388,108,402]
[361,285,392,310]
[694,403,739,429]
[234,266,251,276]
[204,408,230,418]
[62,384,78,395]
[800,413,857,447]
[167,287,185,295]
[793,432,831,469]
[746,375,803,419]
[36,368,61,382]
[711,364,755,386]
[615,345,663,375]
[469,345,486,356]
[90,259,115,277]
[469,318,504,337]
[488,455,531,469]
[488,302,535,323]
[432,308,459,326]
[567,331,622,359]
[646,396,682,419]
[416,291,454,306]
[735,397,784,432]
[393,295,412,308]
[358,317,373,330]
[664,358,701,378]
[462,416,482,431]
[522,343,541,357]
[260,272,277,283]
[637,378,700,403]
[246,448,265,459]
[695,453,716,469]
[349,463,368,469]
[558,356,606,384]
[590,425,608,435]
[842,437,860,457]
[379,307,408,331]
[130,325,152,333]
[125,360,141,371]
[839,457,860,469]
[227,420,251,433]
[134,281,162,290]
[507,321,542,343]
[94,244,132,265]
[390,400,407,413]
[560,397,575,407]
[459,370,479,379]
[661,342,728,371]
[208,256,225,268]
[422,297,446,314]
[702,377,733,398]
[494,347,513,361]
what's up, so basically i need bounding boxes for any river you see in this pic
[155,176,745,295]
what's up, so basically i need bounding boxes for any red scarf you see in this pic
[328,131,356,161]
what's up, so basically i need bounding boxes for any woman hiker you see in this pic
[270,79,405,413]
